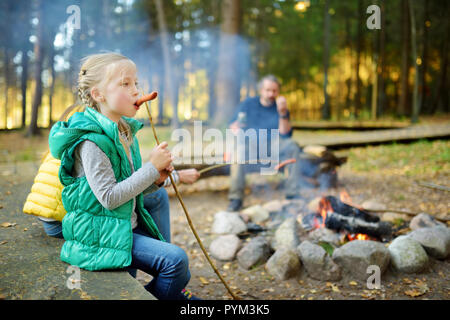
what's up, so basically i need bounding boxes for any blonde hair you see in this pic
[77,52,137,158]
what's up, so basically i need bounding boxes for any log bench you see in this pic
[0,178,155,300]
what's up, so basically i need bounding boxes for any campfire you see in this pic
[304,191,392,242]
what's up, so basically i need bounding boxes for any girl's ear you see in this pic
[90,87,105,103]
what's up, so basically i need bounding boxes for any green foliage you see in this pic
[318,241,334,256]
[346,139,450,177]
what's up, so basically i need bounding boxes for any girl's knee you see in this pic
[169,245,189,271]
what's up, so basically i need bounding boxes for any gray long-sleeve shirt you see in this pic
[72,139,161,229]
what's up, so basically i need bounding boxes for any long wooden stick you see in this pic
[198,158,297,175]
[364,208,450,222]
[198,163,230,175]
[416,181,450,192]
[142,93,241,300]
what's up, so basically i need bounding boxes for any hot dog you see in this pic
[274,158,297,171]
[134,91,158,108]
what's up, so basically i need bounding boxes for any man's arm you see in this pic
[229,100,249,133]
[276,96,292,136]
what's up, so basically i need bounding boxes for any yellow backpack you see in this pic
[23,105,84,221]
[23,152,66,221]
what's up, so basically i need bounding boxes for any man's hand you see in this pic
[178,168,200,184]
[276,96,288,116]
[229,120,244,135]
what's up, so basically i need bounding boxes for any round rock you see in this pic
[388,235,429,273]
[211,211,247,235]
[265,248,301,281]
[332,240,390,280]
[407,226,450,259]
[297,241,341,281]
[209,234,242,261]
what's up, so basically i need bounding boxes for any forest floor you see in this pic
[0,119,449,300]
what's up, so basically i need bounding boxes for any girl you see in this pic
[48,52,199,300]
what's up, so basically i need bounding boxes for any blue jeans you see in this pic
[39,219,64,238]
[127,188,192,300]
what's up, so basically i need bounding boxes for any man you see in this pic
[227,75,301,212]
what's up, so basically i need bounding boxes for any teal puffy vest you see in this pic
[49,107,165,271]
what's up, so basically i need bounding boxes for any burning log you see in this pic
[325,196,380,223]
[303,195,392,240]
[325,211,392,239]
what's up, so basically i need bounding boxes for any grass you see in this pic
[0,128,50,163]
[344,139,450,179]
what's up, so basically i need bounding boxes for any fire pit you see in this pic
[302,193,392,242]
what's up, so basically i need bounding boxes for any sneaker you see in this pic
[227,199,243,211]
[181,288,201,300]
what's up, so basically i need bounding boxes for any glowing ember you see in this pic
[347,233,376,241]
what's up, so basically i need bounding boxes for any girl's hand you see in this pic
[178,169,200,184]
[155,165,174,185]
[149,141,172,171]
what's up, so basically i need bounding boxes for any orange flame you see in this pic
[340,190,352,205]
[316,197,333,228]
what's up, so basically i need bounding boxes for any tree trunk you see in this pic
[154,0,179,129]
[420,0,430,114]
[3,48,10,129]
[431,1,449,114]
[409,0,420,123]
[354,0,363,118]
[344,11,352,120]
[213,0,242,126]
[371,2,379,121]
[48,31,56,128]
[398,0,411,117]
[157,72,165,124]
[377,1,386,117]
[27,0,45,136]
[207,67,217,121]
[322,0,331,120]
[21,47,29,128]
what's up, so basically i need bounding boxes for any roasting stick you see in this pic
[139,91,241,300]
[198,163,229,175]
[198,158,297,175]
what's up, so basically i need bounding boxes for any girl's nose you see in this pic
[131,85,139,96]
